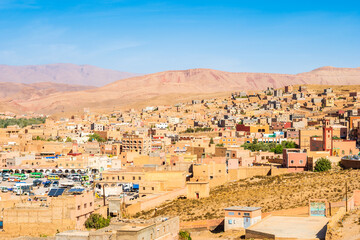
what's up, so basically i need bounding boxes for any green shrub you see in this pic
[88,133,106,142]
[314,158,332,172]
[85,214,110,229]
[179,230,192,240]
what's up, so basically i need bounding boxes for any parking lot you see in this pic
[249,216,329,239]
[0,175,87,196]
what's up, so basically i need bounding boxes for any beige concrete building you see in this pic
[0,191,95,238]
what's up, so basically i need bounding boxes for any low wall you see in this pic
[245,229,275,239]
[325,207,346,240]
[127,188,186,215]
[93,205,108,218]
[180,218,223,230]
[270,168,290,176]
[353,190,360,206]
[329,196,355,216]
[340,159,360,169]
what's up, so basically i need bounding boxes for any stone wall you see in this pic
[127,188,186,215]
[245,229,275,239]
[325,207,346,240]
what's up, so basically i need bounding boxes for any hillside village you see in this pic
[0,84,360,239]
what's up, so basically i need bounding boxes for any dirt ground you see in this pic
[137,170,360,221]
[338,209,360,240]
[190,229,244,240]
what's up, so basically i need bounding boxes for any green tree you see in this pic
[0,117,46,128]
[282,141,297,148]
[179,230,192,240]
[314,158,332,172]
[209,137,214,144]
[185,128,194,133]
[65,137,72,142]
[272,144,283,154]
[85,214,110,229]
[88,133,105,142]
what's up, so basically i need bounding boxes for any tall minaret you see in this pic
[323,119,333,155]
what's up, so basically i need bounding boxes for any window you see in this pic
[299,160,303,164]
[112,177,115,180]
[78,205,80,210]
[228,219,233,224]
[84,203,87,208]
[342,150,345,155]
[122,176,125,180]
[143,187,145,190]
[133,176,135,180]
[228,212,234,215]
[238,212,241,215]
[290,160,294,164]
[152,187,154,191]
[244,213,250,216]
[90,202,92,207]
[117,176,119,180]
[139,177,141,180]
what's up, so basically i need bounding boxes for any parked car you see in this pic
[43,180,52,187]
[33,179,42,186]
[52,180,59,187]
[2,174,10,181]
[47,174,60,180]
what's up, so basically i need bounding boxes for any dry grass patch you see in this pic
[135,169,360,221]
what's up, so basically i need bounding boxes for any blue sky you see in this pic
[0,0,359,74]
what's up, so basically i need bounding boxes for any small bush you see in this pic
[85,214,110,229]
[179,230,192,240]
[314,158,332,172]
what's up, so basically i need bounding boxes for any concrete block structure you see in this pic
[186,181,210,199]
[56,216,179,240]
[282,148,307,172]
[224,206,262,231]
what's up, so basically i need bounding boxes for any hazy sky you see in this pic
[0,0,359,74]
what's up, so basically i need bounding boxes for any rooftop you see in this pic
[224,206,261,211]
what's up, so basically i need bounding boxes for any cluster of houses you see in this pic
[0,85,360,238]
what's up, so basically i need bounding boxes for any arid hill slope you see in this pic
[0,82,94,101]
[0,63,139,86]
[8,66,360,113]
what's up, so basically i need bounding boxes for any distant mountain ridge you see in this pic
[0,63,139,86]
[0,67,360,113]
[9,66,360,114]
[0,82,95,101]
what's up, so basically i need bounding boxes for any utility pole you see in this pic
[103,185,106,207]
[345,181,348,212]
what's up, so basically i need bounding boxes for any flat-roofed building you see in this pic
[224,206,262,231]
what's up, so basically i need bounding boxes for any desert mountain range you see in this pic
[0,63,139,86]
[1,66,360,114]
